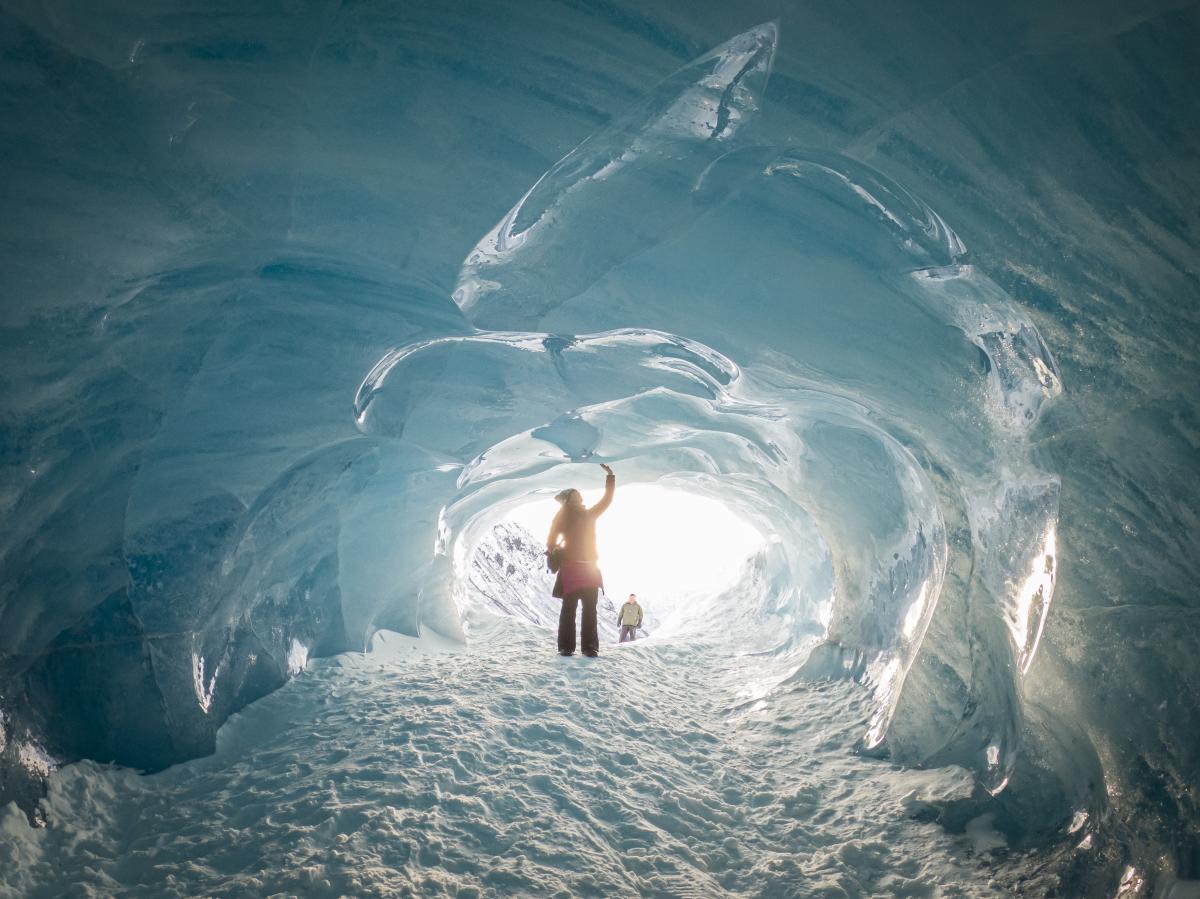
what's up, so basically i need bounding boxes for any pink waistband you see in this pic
[559,561,603,596]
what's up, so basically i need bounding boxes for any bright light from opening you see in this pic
[506,484,764,617]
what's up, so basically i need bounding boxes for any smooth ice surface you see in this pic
[1,1,1198,896]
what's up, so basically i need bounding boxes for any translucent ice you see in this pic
[454,24,778,327]
[1,5,1196,896]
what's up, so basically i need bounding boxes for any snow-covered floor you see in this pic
[1,617,1004,898]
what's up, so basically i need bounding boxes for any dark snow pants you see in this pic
[559,589,599,655]
[619,625,638,643]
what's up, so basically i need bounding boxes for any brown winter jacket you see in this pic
[546,474,615,563]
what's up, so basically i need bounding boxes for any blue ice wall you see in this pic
[1,1,1197,891]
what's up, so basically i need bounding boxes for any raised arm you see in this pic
[590,464,616,517]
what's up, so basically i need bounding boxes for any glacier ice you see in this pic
[453,23,779,326]
[1,1,1198,895]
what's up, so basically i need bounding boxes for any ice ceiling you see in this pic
[1,0,1197,892]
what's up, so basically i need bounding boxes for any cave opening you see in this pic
[463,482,769,641]
[6,1,1195,892]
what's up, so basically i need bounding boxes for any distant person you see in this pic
[618,594,643,643]
[546,464,615,657]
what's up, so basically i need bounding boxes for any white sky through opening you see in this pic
[505,484,765,619]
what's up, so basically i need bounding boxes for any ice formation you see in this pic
[1,1,1198,896]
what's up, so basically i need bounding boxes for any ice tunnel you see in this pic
[1,1,1198,896]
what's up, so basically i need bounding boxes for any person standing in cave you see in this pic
[618,593,643,643]
[546,463,615,657]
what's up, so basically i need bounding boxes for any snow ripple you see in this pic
[1,621,1001,898]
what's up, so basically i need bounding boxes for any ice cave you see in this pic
[0,1,1197,896]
